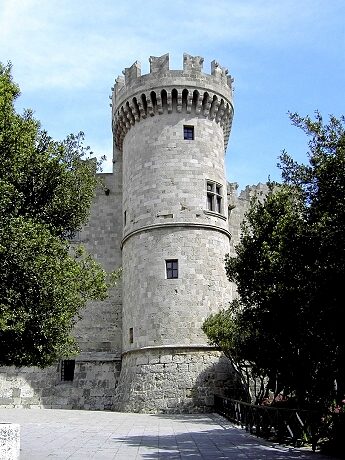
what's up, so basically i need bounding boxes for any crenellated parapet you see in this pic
[111,53,234,151]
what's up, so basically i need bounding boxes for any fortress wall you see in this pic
[73,172,123,355]
[0,354,120,410]
[0,172,123,410]
[227,182,269,254]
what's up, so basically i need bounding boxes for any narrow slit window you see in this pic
[166,259,178,279]
[129,327,133,344]
[207,193,213,211]
[183,125,194,140]
[216,195,222,213]
[61,360,75,382]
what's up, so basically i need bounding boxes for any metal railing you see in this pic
[214,395,323,451]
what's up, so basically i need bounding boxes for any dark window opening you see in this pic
[182,89,188,110]
[129,327,133,344]
[151,91,157,111]
[141,93,147,114]
[61,360,75,382]
[124,210,127,225]
[184,125,194,140]
[161,89,168,112]
[207,193,213,211]
[171,88,178,109]
[192,90,199,110]
[166,259,178,279]
[216,196,222,213]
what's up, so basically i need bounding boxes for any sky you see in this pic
[1,0,344,191]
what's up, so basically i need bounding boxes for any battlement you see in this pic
[113,53,233,95]
[111,53,234,151]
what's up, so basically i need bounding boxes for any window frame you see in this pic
[61,359,75,382]
[206,180,223,214]
[183,125,194,140]
[166,259,179,279]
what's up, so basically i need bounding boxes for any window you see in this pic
[183,125,194,140]
[129,327,133,344]
[206,180,223,214]
[124,210,127,226]
[61,360,75,382]
[166,259,178,279]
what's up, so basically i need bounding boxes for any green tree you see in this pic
[0,62,112,367]
[203,112,345,410]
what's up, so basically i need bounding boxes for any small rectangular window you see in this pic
[61,360,75,381]
[166,259,178,279]
[124,210,127,226]
[183,126,194,140]
[129,327,133,344]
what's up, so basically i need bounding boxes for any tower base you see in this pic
[114,346,238,413]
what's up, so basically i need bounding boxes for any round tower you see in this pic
[112,53,236,413]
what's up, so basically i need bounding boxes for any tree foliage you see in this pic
[0,62,112,367]
[203,112,345,410]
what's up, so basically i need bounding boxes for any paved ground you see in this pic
[0,408,335,459]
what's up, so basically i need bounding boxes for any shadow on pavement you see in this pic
[114,425,327,460]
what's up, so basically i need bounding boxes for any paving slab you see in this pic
[0,408,335,459]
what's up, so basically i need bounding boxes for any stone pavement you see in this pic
[0,408,335,459]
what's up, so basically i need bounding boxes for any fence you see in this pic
[214,395,323,451]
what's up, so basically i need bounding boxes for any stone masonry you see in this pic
[0,53,266,413]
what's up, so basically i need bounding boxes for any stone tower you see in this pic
[0,53,266,412]
[112,53,236,412]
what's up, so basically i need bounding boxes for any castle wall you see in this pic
[73,171,123,355]
[0,354,120,410]
[0,171,124,410]
[227,182,269,254]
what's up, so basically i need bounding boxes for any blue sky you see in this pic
[1,0,344,190]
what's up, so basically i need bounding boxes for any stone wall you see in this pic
[73,171,123,355]
[0,353,121,410]
[227,182,268,254]
[114,347,239,413]
[0,171,124,410]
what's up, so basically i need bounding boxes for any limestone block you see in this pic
[172,354,185,364]
[136,355,149,365]
[159,354,172,364]
[0,423,20,460]
[148,355,160,364]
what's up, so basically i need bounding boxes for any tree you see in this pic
[0,62,112,367]
[203,112,345,410]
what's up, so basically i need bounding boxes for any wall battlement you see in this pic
[111,53,234,151]
[114,53,233,94]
